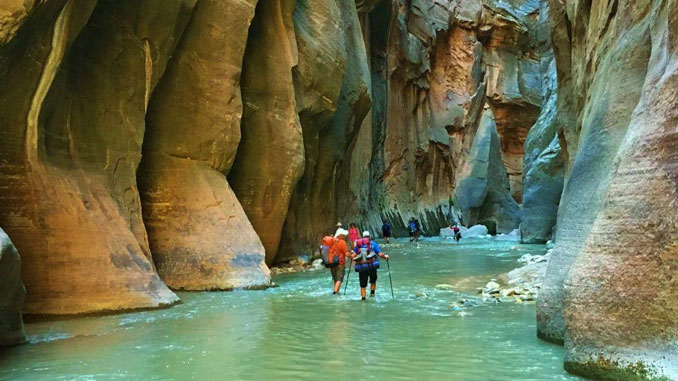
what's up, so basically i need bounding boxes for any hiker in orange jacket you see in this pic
[326,228,351,294]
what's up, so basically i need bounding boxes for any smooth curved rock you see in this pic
[229,0,305,265]
[276,0,349,262]
[0,0,184,315]
[520,0,564,244]
[140,0,270,290]
[0,229,26,346]
[537,0,652,345]
[559,1,678,378]
[455,108,520,234]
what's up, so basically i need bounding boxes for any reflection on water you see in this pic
[0,238,578,380]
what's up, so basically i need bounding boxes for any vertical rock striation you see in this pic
[535,0,678,378]
[139,0,270,290]
[537,0,652,345]
[229,0,305,265]
[0,0,188,315]
[519,0,564,244]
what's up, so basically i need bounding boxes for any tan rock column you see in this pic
[229,0,304,265]
[140,0,270,290]
[0,0,190,315]
[562,1,678,377]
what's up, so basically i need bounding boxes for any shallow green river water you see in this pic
[0,238,578,380]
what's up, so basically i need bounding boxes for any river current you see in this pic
[0,238,578,380]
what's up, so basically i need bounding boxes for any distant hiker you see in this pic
[414,219,421,241]
[336,221,343,229]
[408,219,416,242]
[452,224,462,242]
[351,231,389,300]
[382,222,392,243]
[322,229,351,295]
[348,223,359,248]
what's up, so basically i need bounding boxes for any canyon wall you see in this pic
[350,0,543,239]
[0,0,541,317]
[535,0,678,378]
[519,0,564,244]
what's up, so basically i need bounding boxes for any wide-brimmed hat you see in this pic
[335,228,349,238]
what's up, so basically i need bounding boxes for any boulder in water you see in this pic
[495,229,520,241]
[460,225,489,239]
[0,229,26,346]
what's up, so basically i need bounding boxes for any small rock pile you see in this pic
[479,249,553,303]
[269,256,324,275]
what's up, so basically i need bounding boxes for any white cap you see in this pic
[335,228,349,238]
[362,231,370,237]
[336,222,343,227]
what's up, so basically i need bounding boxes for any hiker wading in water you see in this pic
[351,231,389,300]
[322,229,351,294]
[382,222,392,243]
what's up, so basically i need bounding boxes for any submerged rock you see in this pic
[0,229,26,346]
[435,284,455,291]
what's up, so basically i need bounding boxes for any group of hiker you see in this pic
[321,220,463,298]
[322,222,390,300]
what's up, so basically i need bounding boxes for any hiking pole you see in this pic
[343,258,352,296]
[386,258,394,299]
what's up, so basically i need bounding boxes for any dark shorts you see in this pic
[359,268,378,288]
[331,265,346,282]
[382,231,391,238]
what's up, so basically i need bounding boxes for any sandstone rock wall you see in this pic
[0,0,544,317]
[0,0,183,315]
[356,0,538,238]
[139,0,270,290]
[519,0,564,244]
[0,228,26,347]
[228,0,305,265]
[536,0,678,378]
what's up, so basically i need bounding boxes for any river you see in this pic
[0,238,578,380]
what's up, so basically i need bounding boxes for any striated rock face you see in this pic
[0,0,184,315]
[536,0,678,378]
[139,0,270,290]
[278,0,373,261]
[455,108,520,234]
[229,0,305,265]
[537,0,652,345]
[0,229,26,346]
[361,0,538,237]
[519,0,564,244]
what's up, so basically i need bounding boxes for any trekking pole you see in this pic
[343,258,352,296]
[386,258,394,299]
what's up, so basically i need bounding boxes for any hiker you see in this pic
[322,228,351,295]
[452,224,462,242]
[414,219,421,241]
[408,219,416,242]
[382,221,392,243]
[348,223,359,248]
[351,231,389,300]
